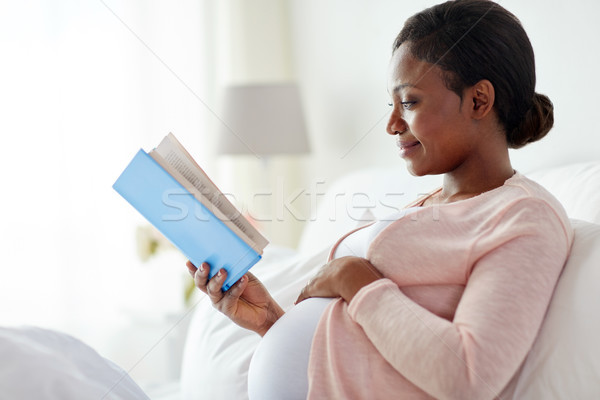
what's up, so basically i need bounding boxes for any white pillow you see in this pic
[527,161,600,224]
[0,326,149,400]
[297,167,441,253]
[513,219,600,398]
[297,160,600,253]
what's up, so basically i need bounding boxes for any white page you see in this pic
[151,133,268,253]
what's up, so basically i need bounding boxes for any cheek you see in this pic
[409,112,445,140]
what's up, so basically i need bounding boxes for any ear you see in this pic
[469,79,495,120]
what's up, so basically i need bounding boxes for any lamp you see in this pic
[215,83,310,248]
[216,83,310,156]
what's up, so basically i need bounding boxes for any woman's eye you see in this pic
[388,101,416,109]
[401,101,416,110]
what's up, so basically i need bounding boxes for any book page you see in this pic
[150,149,264,254]
[151,133,268,253]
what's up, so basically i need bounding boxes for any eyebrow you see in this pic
[392,83,416,93]
[387,83,417,97]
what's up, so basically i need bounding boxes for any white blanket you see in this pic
[0,326,149,399]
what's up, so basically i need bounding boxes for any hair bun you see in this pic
[507,93,554,149]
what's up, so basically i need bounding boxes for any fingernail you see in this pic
[217,269,223,278]
[198,264,205,273]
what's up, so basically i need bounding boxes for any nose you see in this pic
[386,107,408,136]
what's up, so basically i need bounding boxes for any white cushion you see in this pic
[513,219,600,398]
[0,326,149,399]
[297,167,441,253]
[527,161,600,224]
[297,161,600,254]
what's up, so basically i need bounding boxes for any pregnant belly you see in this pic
[247,297,334,400]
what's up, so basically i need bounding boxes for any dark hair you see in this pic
[393,0,553,148]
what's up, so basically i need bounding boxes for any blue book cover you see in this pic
[113,148,262,291]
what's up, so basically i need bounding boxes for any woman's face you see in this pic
[386,44,476,177]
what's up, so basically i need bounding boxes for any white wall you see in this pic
[0,0,216,388]
[288,0,600,190]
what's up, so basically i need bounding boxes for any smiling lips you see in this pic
[396,138,421,157]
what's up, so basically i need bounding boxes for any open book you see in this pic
[113,133,268,291]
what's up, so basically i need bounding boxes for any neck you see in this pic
[439,145,514,204]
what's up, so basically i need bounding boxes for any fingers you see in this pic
[208,271,251,316]
[193,262,227,303]
[205,268,227,303]
[187,260,254,319]
[190,262,209,292]
[295,279,314,305]
[226,275,247,300]
[186,261,197,277]
[294,291,308,305]
[188,261,244,309]
[189,261,219,296]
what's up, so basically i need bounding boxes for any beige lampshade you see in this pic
[216,83,310,156]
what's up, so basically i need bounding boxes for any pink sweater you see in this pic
[307,173,573,400]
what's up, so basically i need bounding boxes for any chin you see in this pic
[404,162,443,178]
[404,162,427,177]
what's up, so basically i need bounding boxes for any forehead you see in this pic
[388,44,444,93]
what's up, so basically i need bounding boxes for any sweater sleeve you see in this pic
[346,200,572,400]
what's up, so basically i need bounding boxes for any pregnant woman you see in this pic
[187,1,573,398]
